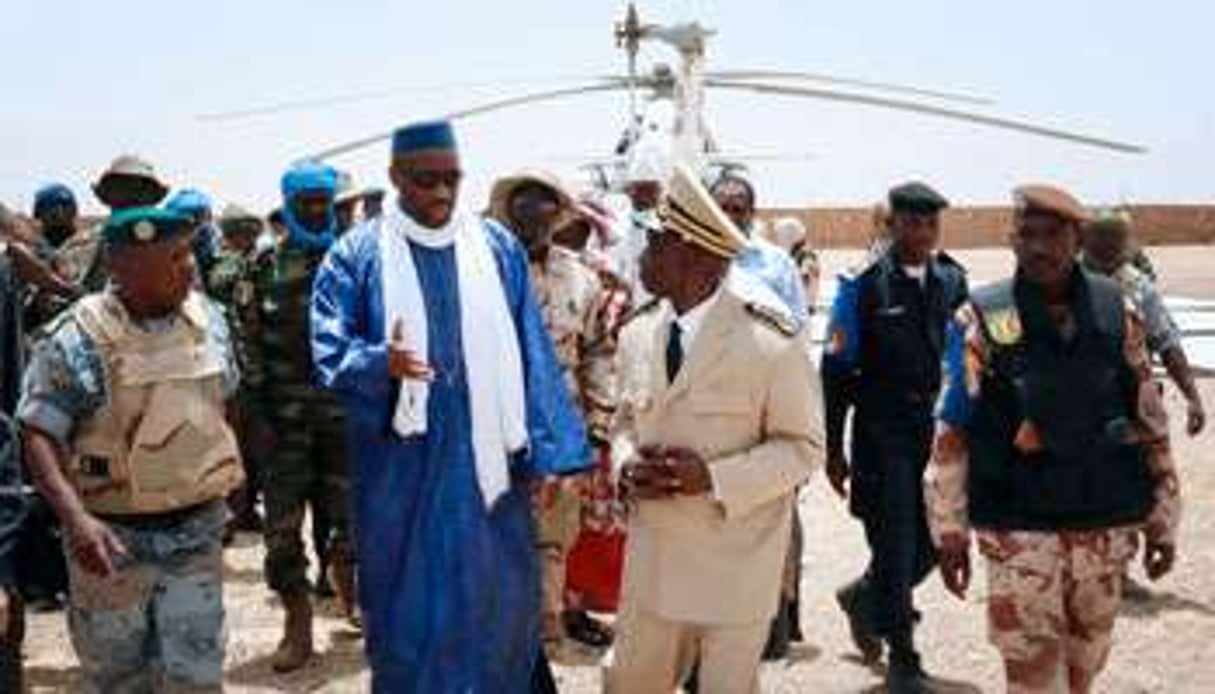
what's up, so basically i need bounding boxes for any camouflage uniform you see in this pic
[1104,261,1182,357]
[17,289,240,693]
[53,224,108,296]
[566,253,633,612]
[528,246,616,635]
[207,245,274,522]
[256,243,351,597]
[925,295,1181,693]
[18,226,102,331]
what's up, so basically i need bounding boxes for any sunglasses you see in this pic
[406,169,463,191]
[718,202,751,217]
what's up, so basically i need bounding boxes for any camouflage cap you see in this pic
[1013,184,1089,224]
[102,206,195,249]
[219,203,264,235]
[96,154,164,183]
[1087,206,1133,233]
[93,154,169,203]
[334,170,364,205]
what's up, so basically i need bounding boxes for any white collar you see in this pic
[673,285,722,351]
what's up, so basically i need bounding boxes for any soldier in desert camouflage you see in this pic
[925,185,1181,693]
[487,170,617,649]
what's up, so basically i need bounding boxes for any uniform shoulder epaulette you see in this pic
[935,249,967,273]
[842,250,885,281]
[744,301,798,338]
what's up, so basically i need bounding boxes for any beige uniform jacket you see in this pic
[613,285,823,625]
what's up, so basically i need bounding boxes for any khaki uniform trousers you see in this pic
[607,605,768,694]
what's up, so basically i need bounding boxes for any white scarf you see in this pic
[379,204,528,509]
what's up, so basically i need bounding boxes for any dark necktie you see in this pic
[666,320,684,383]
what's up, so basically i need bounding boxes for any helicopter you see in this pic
[200,3,1145,190]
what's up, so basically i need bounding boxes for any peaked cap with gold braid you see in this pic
[656,163,747,259]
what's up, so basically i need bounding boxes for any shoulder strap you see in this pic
[72,293,127,348]
[744,301,798,338]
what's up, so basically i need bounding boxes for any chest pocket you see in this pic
[687,389,757,457]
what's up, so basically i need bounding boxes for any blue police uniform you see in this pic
[820,196,967,674]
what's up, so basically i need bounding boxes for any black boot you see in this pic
[562,610,613,648]
[762,597,792,660]
[836,577,881,663]
[886,631,932,694]
[788,597,804,643]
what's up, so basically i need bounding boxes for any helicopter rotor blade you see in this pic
[444,82,624,120]
[704,79,1146,154]
[197,75,601,123]
[300,82,628,162]
[707,152,817,163]
[708,70,993,106]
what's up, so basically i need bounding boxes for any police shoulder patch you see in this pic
[745,301,798,337]
[981,307,1023,346]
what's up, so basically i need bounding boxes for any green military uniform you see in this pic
[256,240,351,598]
[208,207,274,529]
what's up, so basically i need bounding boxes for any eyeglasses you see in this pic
[718,202,751,218]
[406,169,462,191]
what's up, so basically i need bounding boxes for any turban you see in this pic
[280,162,338,253]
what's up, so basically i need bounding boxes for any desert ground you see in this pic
[20,246,1215,693]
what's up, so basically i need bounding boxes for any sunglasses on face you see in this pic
[406,169,463,191]
[719,202,750,217]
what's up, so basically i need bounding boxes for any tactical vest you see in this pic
[965,273,1154,531]
[857,254,964,417]
[69,292,243,515]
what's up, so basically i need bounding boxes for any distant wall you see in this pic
[759,205,1215,249]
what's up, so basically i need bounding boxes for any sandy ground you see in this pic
[20,245,1215,693]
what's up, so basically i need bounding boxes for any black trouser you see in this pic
[16,494,67,603]
[859,459,936,639]
[0,594,24,693]
[851,405,937,639]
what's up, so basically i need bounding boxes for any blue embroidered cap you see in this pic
[392,120,457,156]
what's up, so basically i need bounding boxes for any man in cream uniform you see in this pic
[608,164,822,694]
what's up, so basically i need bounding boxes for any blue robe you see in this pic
[310,217,590,693]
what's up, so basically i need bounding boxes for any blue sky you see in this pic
[2,0,1212,214]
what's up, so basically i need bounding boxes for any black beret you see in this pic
[888,181,949,214]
